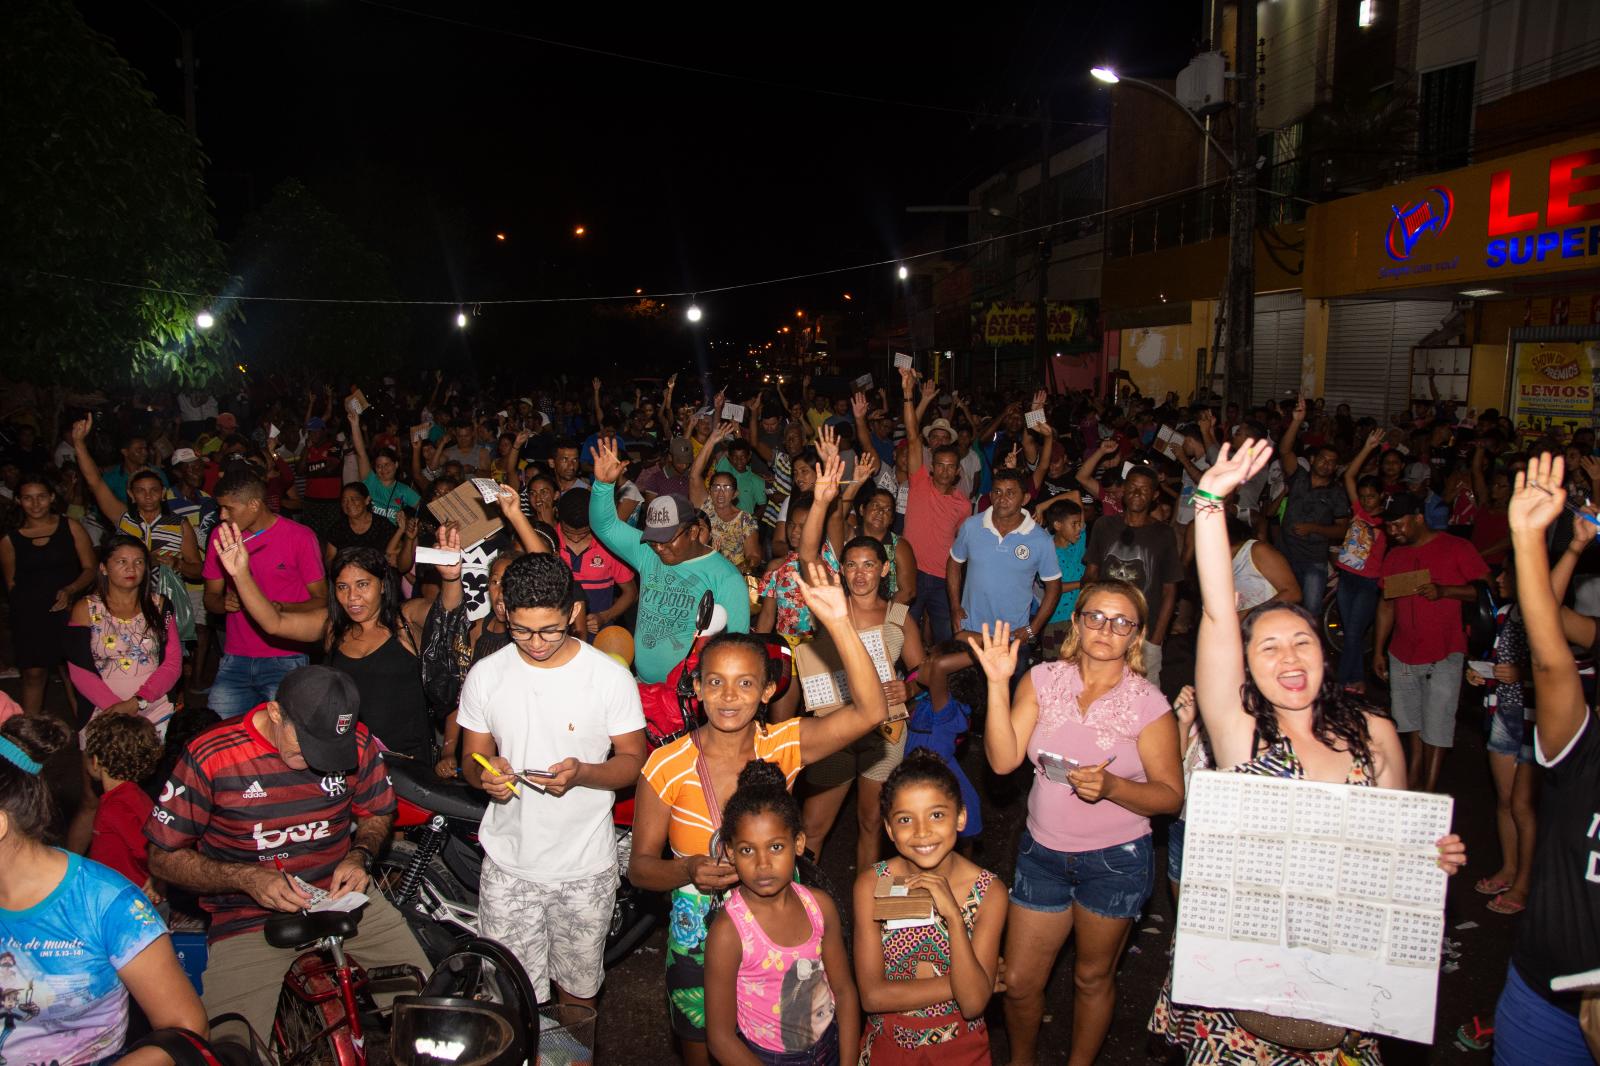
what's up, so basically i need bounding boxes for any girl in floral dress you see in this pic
[1149,439,1467,1065]
[852,749,1007,1065]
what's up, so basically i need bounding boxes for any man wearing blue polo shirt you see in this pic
[947,467,1061,674]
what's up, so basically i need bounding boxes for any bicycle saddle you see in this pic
[386,756,490,820]
[264,909,363,949]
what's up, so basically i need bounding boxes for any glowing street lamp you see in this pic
[1089,66,1120,84]
[896,265,909,280]
[195,310,215,330]
[573,225,587,237]
[686,303,703,323]
[455,311,468,328]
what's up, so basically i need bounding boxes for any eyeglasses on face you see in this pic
[1078,609,1138,636]
[507,623,570,643]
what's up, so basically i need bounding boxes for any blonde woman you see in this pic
[975,580,1183,1066]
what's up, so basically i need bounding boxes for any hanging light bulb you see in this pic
[897,265,909,280]
[686,303,703,323]
[455,310,468,328]
[195,310,215,330]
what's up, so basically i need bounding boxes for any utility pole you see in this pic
[1224,0,1258,411]
[1033,98,1052,379]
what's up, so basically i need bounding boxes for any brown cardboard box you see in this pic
[1382,568,1432,600]
[872,870,935,924]
[426,480,503,550]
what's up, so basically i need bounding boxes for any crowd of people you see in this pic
[0,361,1596,1065]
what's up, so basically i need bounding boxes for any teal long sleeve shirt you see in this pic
[588,480,751,683]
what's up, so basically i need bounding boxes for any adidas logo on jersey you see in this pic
[242,780,268,799]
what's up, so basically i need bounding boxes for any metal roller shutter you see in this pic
[1324,300,1454,421]
[1251,293,1305,406]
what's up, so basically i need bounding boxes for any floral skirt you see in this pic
[666,885,717,1042]
[858,1009,989,1065]
[1149,981,1382,1065]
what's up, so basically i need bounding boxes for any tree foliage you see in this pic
[228,179,410,377]
[0,0,232,387]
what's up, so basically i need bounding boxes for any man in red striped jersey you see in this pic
[145,666,429,1037]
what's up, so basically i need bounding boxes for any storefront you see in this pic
[1305,133,1600,428]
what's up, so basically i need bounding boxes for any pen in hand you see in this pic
[471,752,522,796]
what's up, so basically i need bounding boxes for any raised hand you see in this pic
[816,423,840,463]
[897,365,916,397]
[1292,396,1307,422]
[855,448,880,482]
[813,454,846,506]
[592,436,627,486]
[920,379,938,403]
[1196,439,1274,499]
[1004,443,1020,469]
[434,524,464,583]
[1364,427,1386,452]
[1031,389,1047,411]
[1508,452,1566,536]
[1580,455,1600,490]
[852,391,869,420]
[794,561,849,627]
[969,622,1018,682]
[213,522,251,578]
[592,377,602,392]
[708,420,737,446]
[71,414,92,443]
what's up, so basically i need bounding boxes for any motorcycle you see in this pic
[377,757,657,968]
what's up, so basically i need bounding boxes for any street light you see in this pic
[574,225,587,238]
[897,265,909,281]
[686,302,703,323]
[195,311,214,330]
[1087,66,1230,158]
[455,311,468,329]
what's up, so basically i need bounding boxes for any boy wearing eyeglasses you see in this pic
[459,554,648,1008]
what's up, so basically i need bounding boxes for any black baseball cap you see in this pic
[1382,492,1425,521]
[275,666,362,772]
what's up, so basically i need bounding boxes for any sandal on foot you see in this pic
[1474,877,1511,896]
[1487,895,1526,915]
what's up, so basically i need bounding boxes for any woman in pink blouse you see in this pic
[975,580,1183,1066]
[64,535,181,851]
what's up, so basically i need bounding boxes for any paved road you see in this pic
[13,624,1516,1063]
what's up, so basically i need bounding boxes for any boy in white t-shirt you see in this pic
[459,554,648,1006]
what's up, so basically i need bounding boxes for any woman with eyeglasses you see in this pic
[688,422,764,576]
[974,580,1183,1066]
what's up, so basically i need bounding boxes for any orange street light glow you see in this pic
[495,233,506,241]
[574,225,586,237]
[781,326,790,333]
[795,309,804,318]
[635,288,643,294]
[842,293,852,300]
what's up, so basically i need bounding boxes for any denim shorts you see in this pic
[1011,828,1154,919]
[1486,700,1534,764]
[1166,818,1187,885]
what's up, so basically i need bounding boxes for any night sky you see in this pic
[77,1,1198,348]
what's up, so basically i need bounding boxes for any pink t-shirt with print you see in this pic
[1024,659,1171,853]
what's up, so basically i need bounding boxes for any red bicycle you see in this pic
[200,908,534,1066]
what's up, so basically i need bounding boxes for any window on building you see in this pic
[1418,61,1475,171]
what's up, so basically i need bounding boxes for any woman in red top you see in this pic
[1334,430,1388,694]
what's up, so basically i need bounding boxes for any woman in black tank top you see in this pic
[326,546,434,765]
